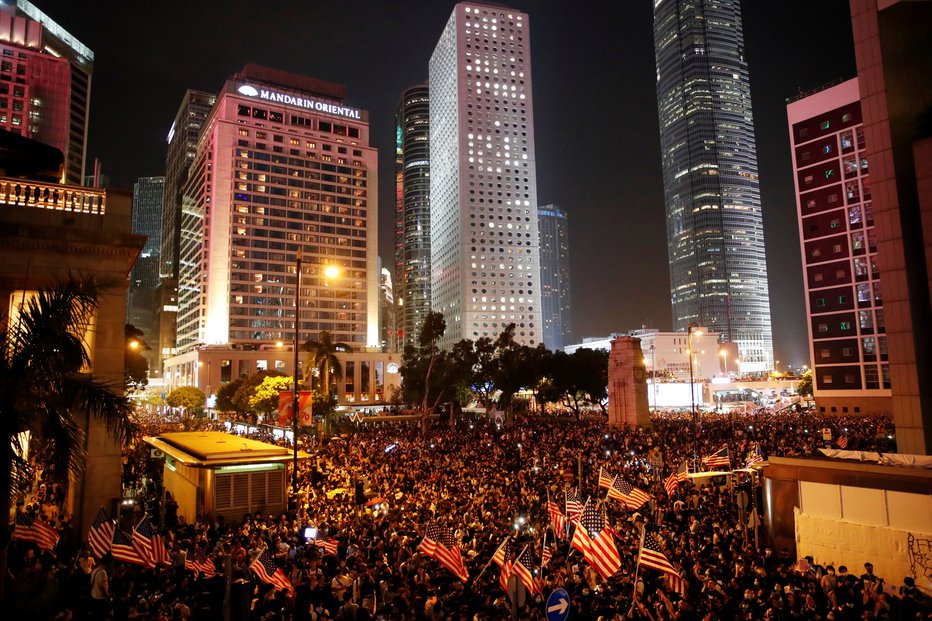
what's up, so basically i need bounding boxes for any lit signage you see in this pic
[386,362,399,374]
[237,83,361,120]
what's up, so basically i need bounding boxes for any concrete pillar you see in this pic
[607,336,651,428]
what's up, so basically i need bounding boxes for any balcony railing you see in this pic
[0,178,106,215]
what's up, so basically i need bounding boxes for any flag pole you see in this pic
[475,536,509,580]
[632,524,646,602]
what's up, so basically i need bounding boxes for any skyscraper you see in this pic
[161,90,216,282]
[538,205,571,350]
[429,2,543,349]
[653,0,773,372]
[0,0,92,185]
[154,89,215,378]
[175,64,378,354]
[788,78,890,415]
[395,84,431,349]
[127,176,165,366]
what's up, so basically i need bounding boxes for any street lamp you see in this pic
[687,322,703,469]
[291,250,303,512]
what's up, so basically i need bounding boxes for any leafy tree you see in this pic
[524,344,556,412]
[0,275,135,599]
[304,331,350,399]
[797,369,813,398]
[166,386,206,415]
[249,375,294,416]
[231,370,286,418]
[551,348,609,418]
[124,323,149,391]
[399,311,448,433]
[215,376,245,413]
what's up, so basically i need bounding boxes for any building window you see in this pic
[820,348,830,358]
[823,375,833,385]
[816,298,826,307]
[840,321,851,330]
[817,323,829,333]
[820,120,830,130]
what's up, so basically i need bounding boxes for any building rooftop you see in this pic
[145,431,310,466]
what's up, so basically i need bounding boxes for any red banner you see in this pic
[277,391,313,427]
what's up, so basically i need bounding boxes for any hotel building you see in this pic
[429,2,543,349]
[172,64,379,371]
[787,78,891,416]
[394,84,431,349]
[538,204,571,350]
[653,0,773,372]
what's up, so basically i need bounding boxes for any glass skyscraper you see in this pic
[653,0,773,372]
[394,84,431,349]
[429,2,543,349]
[538,205,571,351]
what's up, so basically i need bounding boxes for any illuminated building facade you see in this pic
[653,0,773,372]
[175,64,378,355]
[0,0,92,184]
[788,78,891,416]
[128,176,164,361]
[538,205,571,350]
[429,2,543,349]
[394,84,430,349]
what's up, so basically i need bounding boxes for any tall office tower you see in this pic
[155,90,215,376]
[176,64,378,354]
[429,2,543,349]
[161,90,216,282]
[538,205,571,350]
[127,177,165,370]
[379,265,396,352]
[394,84,431,348]
[849,0,932,453]
[653,0,773,372]
[0,1,92,185]
[788,79,890,416]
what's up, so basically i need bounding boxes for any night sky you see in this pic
[36,0,856,366]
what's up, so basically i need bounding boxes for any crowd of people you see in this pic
[5,408,927,620]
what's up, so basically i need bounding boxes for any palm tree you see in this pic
[303,330,350,399]
[0,275,135,599]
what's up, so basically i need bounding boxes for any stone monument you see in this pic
[607,336,651,428]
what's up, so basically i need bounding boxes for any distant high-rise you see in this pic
[538,205,571,350]
[788,79,890,415]
[127,176,165,362]
[161,90,216,282]
[155,89,215,377]
[380,265,396,352]
[175,64,378,353]
[394,84,431,349]
[429,2,542,349]
[653,0,773,372]
[0,0,93,185]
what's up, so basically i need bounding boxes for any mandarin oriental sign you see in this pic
[237,84,361,120]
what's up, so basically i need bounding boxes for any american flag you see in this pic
[598,466,615,490]
[570,499,621,579]
[111,529,146,566]
[87,507,114,559]
[607,477,651,510]
[512,545,542,596]
[547,495,566,538]
[314,536,339,556]
[151,533,171,566]
[132,516,157,568]
[836,435,848,449]
[491,538,512,592]
[250,549,292,592]
[541,534,553,570]
[418,522,468,582]
[637,525,679,577]
[664,462,689,496]
[665,571,687,596]
[745,445,763,467]
[13,513,59,551]
[565,489,583,523]
[702,446,731,469]
[194,552,216,577]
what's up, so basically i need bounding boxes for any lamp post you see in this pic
[291,251,302,512]
[687,322,702,469]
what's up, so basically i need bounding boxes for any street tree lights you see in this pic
[687,322,703,469]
